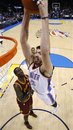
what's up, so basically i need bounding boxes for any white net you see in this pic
[0,61,12,97]
[0,61,28,98]
[0,38,14,56]
[0,36,17,97]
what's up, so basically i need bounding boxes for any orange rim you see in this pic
[0,36,18,67]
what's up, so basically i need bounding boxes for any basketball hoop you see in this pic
[0,36,18,67]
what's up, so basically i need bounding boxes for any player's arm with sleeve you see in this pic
[38,1,53,76]
[13,83,30,103]
[20,9,32,65]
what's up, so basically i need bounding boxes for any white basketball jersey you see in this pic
[29,64,56,105]
[29,64,53,95]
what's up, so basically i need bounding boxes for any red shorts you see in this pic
[17,96,32,115]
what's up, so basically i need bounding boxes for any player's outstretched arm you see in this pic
[20,9,32,65]
[38,1,53,76]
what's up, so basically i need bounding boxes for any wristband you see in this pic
[41,16,48,19]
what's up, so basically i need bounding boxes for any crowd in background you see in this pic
[0,6,23,29]
[0,3,73,29]
[49,8,73,19]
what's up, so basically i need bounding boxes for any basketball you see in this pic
[21,0,39,14]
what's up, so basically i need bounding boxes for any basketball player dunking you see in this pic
[20,0,59,113]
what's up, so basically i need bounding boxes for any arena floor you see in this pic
[0,19,73,130]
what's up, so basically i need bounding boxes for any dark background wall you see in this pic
[0,0,73,29]
[0,0,73,10]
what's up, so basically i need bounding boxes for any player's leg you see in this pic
[24,115,32,129]
[29,96,37,118]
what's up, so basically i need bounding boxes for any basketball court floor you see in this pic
[0,19,73,130]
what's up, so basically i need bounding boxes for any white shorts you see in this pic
[37,87,56,106]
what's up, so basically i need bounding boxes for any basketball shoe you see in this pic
[51,104,59,114]
[24,121,32,129]
[30,110,37,118]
